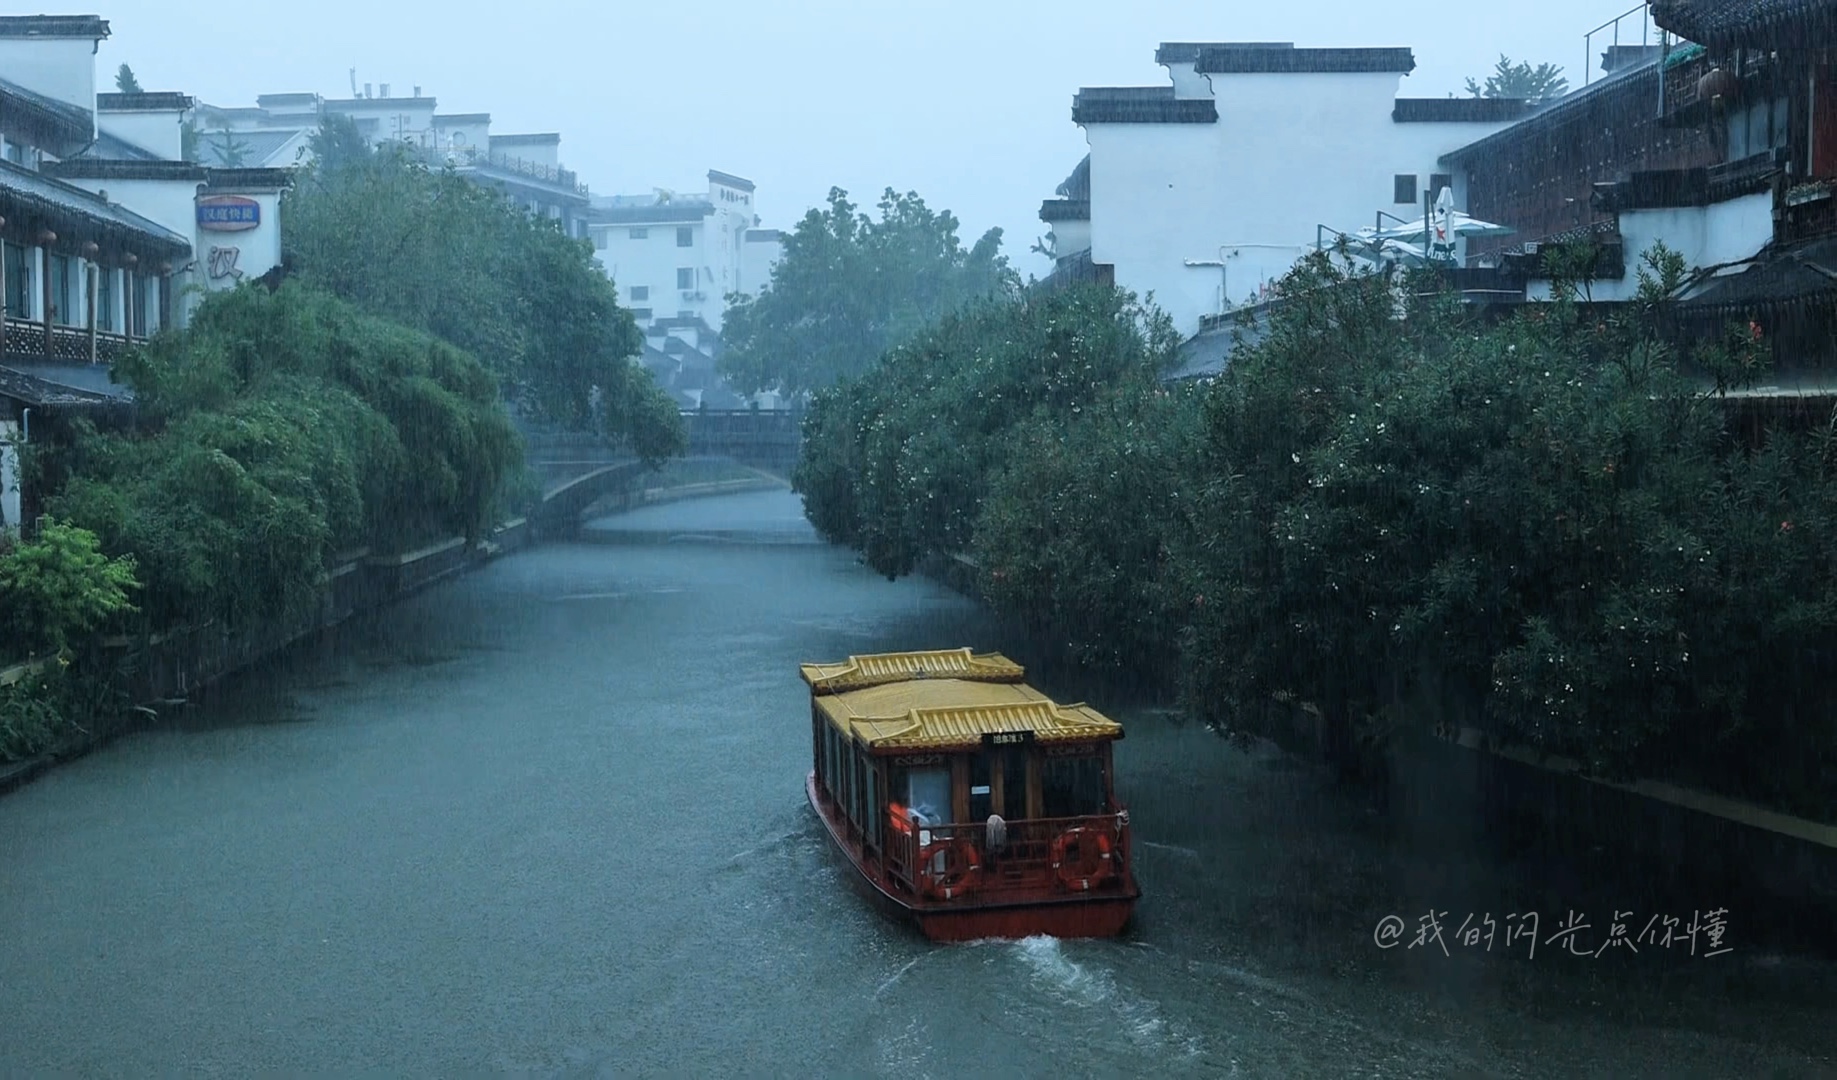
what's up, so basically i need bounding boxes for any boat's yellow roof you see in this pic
[806,654,1123,752]
[801,649,1026,695]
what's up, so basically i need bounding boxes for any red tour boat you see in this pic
[801,649,1139,941]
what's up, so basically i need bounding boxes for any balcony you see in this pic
[1,316,142,365]
[1660,44,1778,127]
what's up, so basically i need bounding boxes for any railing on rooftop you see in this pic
[408,143,588,196]
[1584,4,1652,87]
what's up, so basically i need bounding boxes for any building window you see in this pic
[629,227,648,239]
[1394,174,1418,205]
[630,285,649,301]
[97,266,115,332]
[676,226,693,247]
[130,272,148,337]
[1429,173,1453,200]
[3,242,30,318]
[677,267,694,290]
[631,308,652,320]
[593,231,607,250]
[51,255,74,326]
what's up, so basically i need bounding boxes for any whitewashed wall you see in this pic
[0,36,97,118]
[97,108,186,159]
[1085,66,1519,337]
[491,137,559,168]
[741,234,784,297]
[0,419,19,532]
[1527,193,1777,303]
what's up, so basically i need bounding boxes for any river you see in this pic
[1,491,1831,1077]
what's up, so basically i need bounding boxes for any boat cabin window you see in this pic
[906,767,950,826]
[1041,752,1107,818]
[864,766,881,849]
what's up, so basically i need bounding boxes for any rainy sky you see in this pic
[98,0,1648,276]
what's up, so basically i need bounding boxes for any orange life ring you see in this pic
[1050,827,1116,892]
[919,836,983,901]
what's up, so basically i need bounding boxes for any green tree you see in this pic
[282,147,683,462]
[308,111,374,171]
[114,64,142,94]
[719,187,1019,398]
[0,519,138,657]
[795,282,1175,579]
[1465,55,1569,103]
[212,130,250,168]
[51,285,523,630]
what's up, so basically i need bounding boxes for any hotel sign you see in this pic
[197,195,261,232]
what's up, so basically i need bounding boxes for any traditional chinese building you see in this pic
[0,14,291,533]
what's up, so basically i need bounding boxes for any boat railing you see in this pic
[886,810,1132,897]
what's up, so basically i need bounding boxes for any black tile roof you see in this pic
[1651,0,1837,48]
[44,159,208,181]
[0,75,93,154]
[0,159,190,257]
[1440,52,1664,165]
[491,132,560,144]
[257,93,321,107]
[0,15,108,38]
[1195,46,1414,74]
[708,169,755,192]
[591,204,715,224]
[1073,87,1217,125]
[204,168,296,191]
[0,362,128,408]
[1679,235,1837,312]
[1057,154,1089,200]
[96,92,194,112]
[1039,198,1089,222]
[71,130,161,162]
[1392,97,1535,123]
[1155,42,1294,65]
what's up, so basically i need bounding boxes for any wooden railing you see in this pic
[0,316,141,364]
[887,810,1133,898]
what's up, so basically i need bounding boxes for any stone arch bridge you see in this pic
[528,409,802,537]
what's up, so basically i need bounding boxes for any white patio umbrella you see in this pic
[1365,200,1515,246]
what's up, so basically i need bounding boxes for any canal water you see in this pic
[1,491,1832,1078]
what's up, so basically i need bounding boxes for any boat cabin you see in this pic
[801,649,1138,938]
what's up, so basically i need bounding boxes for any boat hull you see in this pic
[807,773,1138,942]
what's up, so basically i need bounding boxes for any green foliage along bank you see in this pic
[284,118,684,463]
[720,188,1020,398]
[41,284,522,635]
[797,249,1837,823]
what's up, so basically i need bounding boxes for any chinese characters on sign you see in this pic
[207,247,243,283]
[1373,909,1732,959]
[196,196,261,233]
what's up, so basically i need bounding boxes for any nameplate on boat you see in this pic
[983,730,1035,747]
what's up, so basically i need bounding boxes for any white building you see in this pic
[0,13,289,532]
[585,170,779,334]
[194,88,593,238]
[1072,42,1532,340]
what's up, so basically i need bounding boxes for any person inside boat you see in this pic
[906,767,951,827]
